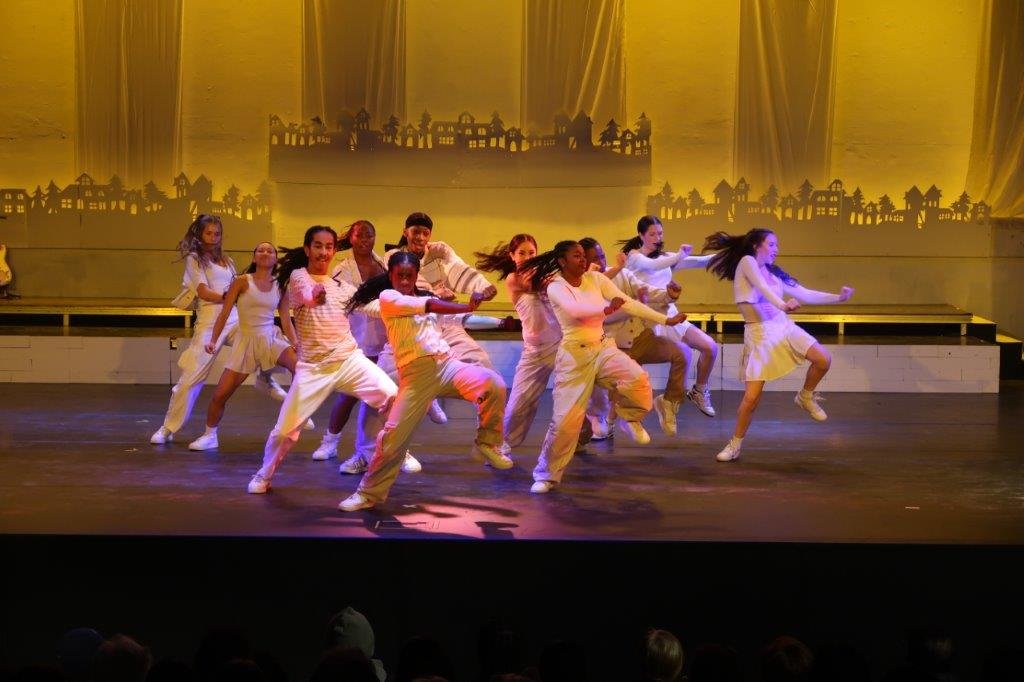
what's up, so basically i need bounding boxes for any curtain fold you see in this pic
[302,0,406,125]
[965,0,1024,218]
[733,0,837,192]
[521,0,625,133]
[75,0,182,186]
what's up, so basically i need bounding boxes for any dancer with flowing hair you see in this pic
[188,241,308,451]
[247,226,398,494]
[150,215,286,445]
[519,241,688,494]
[474,234,562,455]
[306,220,423,475]
[702,228,854,463]
[338,251,511,512]
[619,215,719,418]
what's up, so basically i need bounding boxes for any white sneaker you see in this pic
[587,414,611,440]
[401,451,423,473]
[427,399,448,424]
[303,418,315,431]
[687,386,716,417]
[530,480,556,494]
[716,440,741,462]
[254,372,288,401]
[338,491,375,512]
[472,442,514,470]
[794,391,828,421]
[338,454,368,475]
[247,474,270,494]
[311,430,341,460]
[188,431,219,451]
[149,427,173,444]
[616,418,651,445]
[653,395,680,436]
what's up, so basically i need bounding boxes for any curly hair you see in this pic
[176,214,224,265]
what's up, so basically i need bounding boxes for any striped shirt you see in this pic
[384,241,491,298]
[378,290,452,370]
[288,268,359,363]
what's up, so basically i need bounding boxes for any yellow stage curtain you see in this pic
[302,0,406,126]
[966,0,1024,218]
[733,0,837,192]
[75,0,182,186]
[521,0,625,133]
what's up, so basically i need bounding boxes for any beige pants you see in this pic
[503,340,559,448]
[534,337,652,484]
[357,354,506,502]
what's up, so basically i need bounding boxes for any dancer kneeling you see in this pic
[338,252,511,512]
[703,228,854,462]
[522,241,688,494]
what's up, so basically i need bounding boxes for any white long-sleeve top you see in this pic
[384,241,492,298]
[735,255,842,310]
[377,290,458,370]
[332,254,389,356]
[625,250,712,291]
[602,269,671,348]
[288,268,359,363]
[546,271,668,346]
[513,291,562,348]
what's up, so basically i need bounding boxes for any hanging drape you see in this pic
[302,0,406,126]
[521,0,625,134]
[965,0,1024,218]
[75,0,183,186]
[733,0,837,193]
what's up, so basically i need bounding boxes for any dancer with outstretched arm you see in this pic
[702,228,854,463]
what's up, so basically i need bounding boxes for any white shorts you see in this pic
[740,316,817,382]
[224,326,292,374]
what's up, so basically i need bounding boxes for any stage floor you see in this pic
[0,383,1021,544]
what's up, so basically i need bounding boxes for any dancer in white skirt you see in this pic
[519,241,688,494]
[150,215,286,445]
[247,226,398,494]
[307,220,423,475]
[619,215,719,420]
[186,242,306,451]
[475,234,563,455]
[702,228,854,462]
[338,251,511,512]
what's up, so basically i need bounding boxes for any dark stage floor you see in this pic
[1,383,1021,544]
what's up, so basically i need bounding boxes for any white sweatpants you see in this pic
[534,337,652,484]
[503,340,559,448]
[161,306,239,433]
[256,350,397,482]
[356,354,506,503]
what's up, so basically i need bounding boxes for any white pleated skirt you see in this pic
[740,316,817,382]
[224,325,291,374]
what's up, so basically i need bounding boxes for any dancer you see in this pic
[702,228,853,462]
[620,215,719,419]
[520,241,688,494]
[247,226,398,494]
[150,215,285,445]
[188,242,305,451]
[579,237,690,437]
[474,234,562,455]
[338,251,511,512]
[307,220,426,474]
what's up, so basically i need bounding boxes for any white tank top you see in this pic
[514,292,561,347]
[236,274,281,333]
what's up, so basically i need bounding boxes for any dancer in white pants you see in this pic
[620,215,719,417]
[247,226,398,494]
[338,251,511,512]
[702,228,854,463]
[578,237,690,437]
[475,234,563,455]
[519,241,688,494]
[307,220,423,475]
[150,215,285,445]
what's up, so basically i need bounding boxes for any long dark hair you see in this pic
[385,212,433,251]
[276,225,338,291]
[616,215,664,258]
[344,251,432,313]
[177,214,224,265]
[337,220,375,251]
[474,233,537,280]
[702,228,797,284]
[517,240,579,291]
[243,241,277,275]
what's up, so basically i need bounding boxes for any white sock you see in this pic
[695,383,708,392]
[729,436,743,449]
[204,425,218,435]
[799,388,813,399]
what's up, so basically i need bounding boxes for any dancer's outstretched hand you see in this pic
[667,281,682,300]
[784,299,801,312]
[467,291,485,311]
[480,284,498,301]
[604,297,625,315]
[616,251,627,268]
[838,286,855,302]
[204,341,216,354]
[679,244,693,257]
[666,311,688,326]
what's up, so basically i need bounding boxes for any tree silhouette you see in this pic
[599,119,621,147]
[489,111,505,139]
[143,181,167,212]
[760,185,780,214]
[635,112,652,142]
[951,191,971,220]
[878,194,895,220]
[687,188,705,215]
[31,186,44,210]
[849,187,865,223]
[223,184,241,216]
[256,180,273,211]
[383,115,400,143]
[45,180,60,213]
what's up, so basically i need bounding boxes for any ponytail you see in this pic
[703,228,797,284]
[344,250,431,313]
[617,215,665,257]
[518,240,578,291]
[338,219,375,252]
